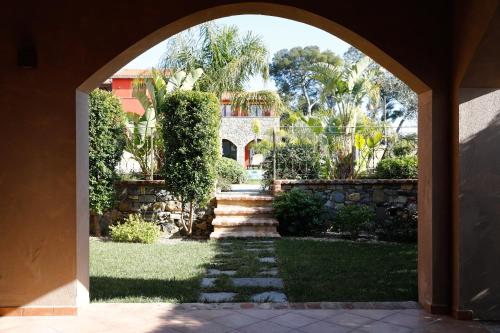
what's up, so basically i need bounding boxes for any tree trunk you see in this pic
[396,118,406,134]
[90,213,101,237]
[187,201,194,236]
[179,196,189,234]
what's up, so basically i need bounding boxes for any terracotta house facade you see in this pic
[106,69,280,168]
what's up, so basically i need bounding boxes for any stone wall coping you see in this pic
[274,179,418,185]
[117,179,165,186]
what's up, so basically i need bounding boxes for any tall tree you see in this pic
[343,46,417,132]
[161,23,269,98]
[270,46,342,116]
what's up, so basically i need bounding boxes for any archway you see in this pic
[222,139,238,161]
[76,3,438,312]
[77,3,437,312]
[1,1,459,316]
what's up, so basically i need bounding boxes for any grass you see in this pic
[275,239,418,302]
[90,238,417,303]
[89,238,216,303]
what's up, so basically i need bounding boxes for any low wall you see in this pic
[273,179,418,219]
[97,180,214,238]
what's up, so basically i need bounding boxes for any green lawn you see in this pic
[276,239,418,302]
[89,239,216,302]
[90,238,417,303]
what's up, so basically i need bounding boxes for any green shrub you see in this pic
[391,136,417,157]
[333,205,375,239]
[375,156,418,179]
[217,157,247,186]
[110,214,160,244]
[262,142,321,188]
[376,207,417,243]
[273,188,329,236]
[161,91,220,235]
[89,89,125,215]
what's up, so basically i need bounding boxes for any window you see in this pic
[249,104,263,117]
[221,104,232,117]
[222,139,237,160]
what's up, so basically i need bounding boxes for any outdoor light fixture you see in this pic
[18,44,37,69]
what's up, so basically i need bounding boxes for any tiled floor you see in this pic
[0,304,496,333]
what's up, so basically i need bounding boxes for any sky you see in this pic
[123,15,351,91]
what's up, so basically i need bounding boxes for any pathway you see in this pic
[199,239,288,303]
[1,304,498,333]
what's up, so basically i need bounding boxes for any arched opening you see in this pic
[76,3,434,311]
[222,139,238,161]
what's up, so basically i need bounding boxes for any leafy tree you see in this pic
[89,89,125,234]
[127,68,204,178]
[270,46,342,115]
[161,91,220,236]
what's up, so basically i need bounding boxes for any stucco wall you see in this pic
[459,88,500,320]
[220,117,279,165]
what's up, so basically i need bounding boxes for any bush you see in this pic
[217,157,247,186]
[391,136,417,157]
[89,89,125,215]
[273,188,329,236]
[376,207,417,243]
[375,156,418,179]
[110,214,160,244]
[161,91,220,235]
[333,205,375,239]
[262,142,321,188]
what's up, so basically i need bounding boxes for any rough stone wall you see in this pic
[220,117,280,165]
[99,180,214,238]
[273,179,418,219]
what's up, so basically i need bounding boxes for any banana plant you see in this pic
[125,68,204,179]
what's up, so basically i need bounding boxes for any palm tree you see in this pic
[161,22,281,109]
[308,56,381,178]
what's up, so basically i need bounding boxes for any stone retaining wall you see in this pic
[98,180,215,238]
[272,179,418,219]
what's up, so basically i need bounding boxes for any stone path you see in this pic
[198,239,288,303]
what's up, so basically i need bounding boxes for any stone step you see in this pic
[212,217,278,227]
[231,277,284,288]
[199,292,237,303]
[210,230,281,239]
[214,206,274,216]
[216,194,274,201]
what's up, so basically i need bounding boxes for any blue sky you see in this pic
[123,15,351,91]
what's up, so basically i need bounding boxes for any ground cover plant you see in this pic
[90,238,417,303]
[90,239,216,302]
[276,238,417,302]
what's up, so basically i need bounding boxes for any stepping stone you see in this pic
[200,278,217,288]
[207,269,236,276]
[199,292,237,302]
[219,251,233,255]
[247,240,274,244]
[219,242,232,246]
[259,267,279,276]
[251,291,288,303]
[231,278,284,288]
[259,257,276,263]
[245,248,275,252]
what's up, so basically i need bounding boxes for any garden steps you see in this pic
[210,193,280,239]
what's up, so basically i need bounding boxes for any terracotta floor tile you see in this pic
[299,320,353,333]
[381,312,438,328]
[239,309,290,320]
[294,310,345,320]
[358,320,412,333]
[213,312,261,329]
[270,312,319,328]
[324,312,374,328]
[348,309,399,320]
[240,320,291,333]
